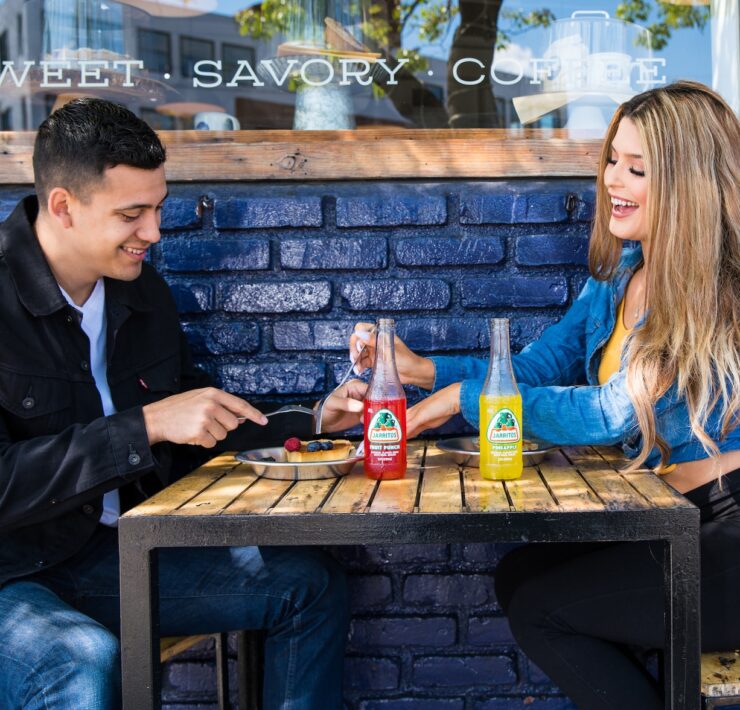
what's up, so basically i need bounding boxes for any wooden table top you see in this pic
[123,441,690,520]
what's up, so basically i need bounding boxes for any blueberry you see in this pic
[320,441,334,450]
[306,441,322,452]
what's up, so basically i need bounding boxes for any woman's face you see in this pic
[604,117,649,242]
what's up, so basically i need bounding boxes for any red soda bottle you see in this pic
[363,318,407,479]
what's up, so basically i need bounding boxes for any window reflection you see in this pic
[0,0,726,133]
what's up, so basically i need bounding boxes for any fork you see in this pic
[314,324,376,435]
[237,405,317,423]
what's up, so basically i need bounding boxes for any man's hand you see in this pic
[406,383,462,438]
[349,322,435,389]
[142,388,268,447]
[318,380,368,433]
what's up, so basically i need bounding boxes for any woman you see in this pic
[349,81,740,708]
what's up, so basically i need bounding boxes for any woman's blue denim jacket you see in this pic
[430,246,739,468]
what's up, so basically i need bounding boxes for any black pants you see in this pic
[494,467,740,710]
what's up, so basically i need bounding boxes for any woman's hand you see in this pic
[406,383,462,438]
[318,380,368,433]
[349,322,436,389]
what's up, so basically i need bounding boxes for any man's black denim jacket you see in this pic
[0,196,308,585]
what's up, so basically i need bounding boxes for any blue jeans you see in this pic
[0,526,348,710]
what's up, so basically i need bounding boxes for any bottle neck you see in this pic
[482,319,518,395]
[367,321,405,400]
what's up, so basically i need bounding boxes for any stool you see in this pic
[702,650,740,709]
[160,631,263,710]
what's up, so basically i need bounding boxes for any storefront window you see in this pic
[0,0,736,133]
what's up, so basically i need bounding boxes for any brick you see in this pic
[360,700,464,710]
[280,237,387,270]
[273,320,355,351]
[160,197,201,229]
[395,237,504,266]
[0,200,17,221]
[161,238,269,271]
[468,616,516,646]
[475,698,577,710]
[348,574,393,609]
[359,545,450,566]
[344,656,400,690]
[162,661,215,695]
[168,282,214,313]
[460,191,518,225]
[398,318,488,351]
[413,655,517,687]
[349,616,457,648]
[336,192,446,227]
[215,362,325,395]
[214,196,322,229]
[509,316,561,351]
[528,660,555,685]
[461,277,568,308]
[340,280,450,311]
[219,281,332,314]
[575,186,596,222]
[522,190,570,223]
[515,235,589,267]
[182,321,260,355]
[461,543,501,564]
[403,574,496,606]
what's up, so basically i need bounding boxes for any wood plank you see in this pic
[123,454,241,517]
[418,464,463,513]
[173,469,258,516]
[369,468,421,513]
[463,467,510,513]
[579,470,651,510]
[622,472,689,509]
[271,479,337,514]
[422,441,453,469]
[0,130,601,183]
[321,466,377,514]
[505,467,559,512]
[160,635,211,663]
[223,477,293,515]
[701,650,740,697]
[538,450,604,512]
[407,440,426,470]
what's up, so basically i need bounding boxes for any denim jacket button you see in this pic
[80,360,90,371]
[21,397,35,409]
[82,504,95,515]
[128,452,141,466]
[35,560,46,568]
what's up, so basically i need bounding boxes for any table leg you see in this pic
[119,524,161,710]
[663,530,701,710]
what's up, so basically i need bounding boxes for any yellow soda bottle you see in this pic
[479,318,523,480]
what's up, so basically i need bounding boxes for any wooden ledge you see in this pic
[0,129,602,183]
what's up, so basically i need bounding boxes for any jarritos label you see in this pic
[486,408,521,444]
[367,409,402,443]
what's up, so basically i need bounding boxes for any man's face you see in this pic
[67,164,167,283]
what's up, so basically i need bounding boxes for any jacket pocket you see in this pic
[0,368,73,438]
[135,353,181,402]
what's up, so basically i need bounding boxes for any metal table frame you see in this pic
[119,505,700,709]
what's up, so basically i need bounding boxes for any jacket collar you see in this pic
[0,195,152,316]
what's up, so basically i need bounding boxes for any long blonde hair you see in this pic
[589,81,740,471]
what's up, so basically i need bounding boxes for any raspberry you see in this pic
[284,437,301,452]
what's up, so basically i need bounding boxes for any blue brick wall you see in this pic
[0,179,594,709]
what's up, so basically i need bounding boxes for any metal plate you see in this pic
[436,436,555,468]
[235,445,362,481]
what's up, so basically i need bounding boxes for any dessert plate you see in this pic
[236,446,362,481]
[436,437,555,468]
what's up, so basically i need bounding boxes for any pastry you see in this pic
[284,438,354,463]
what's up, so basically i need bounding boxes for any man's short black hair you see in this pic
[33,98,166,207]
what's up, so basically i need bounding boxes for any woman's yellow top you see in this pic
[598,298,629,385]
[598,298,675,473]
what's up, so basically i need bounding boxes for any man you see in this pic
[0,98,359,709]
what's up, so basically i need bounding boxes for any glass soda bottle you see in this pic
[363,318,407,479]
[479,318,523,480]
